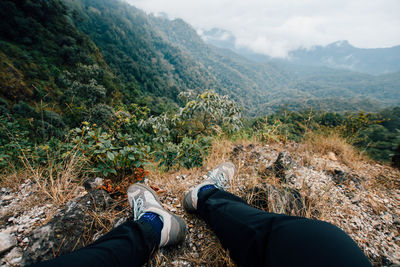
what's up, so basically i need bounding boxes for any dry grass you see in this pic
[0,170,28,190]
[2,147,90,208]
[299,130,367,170]
[30,154,88,207]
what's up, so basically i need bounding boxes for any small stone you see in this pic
[392,214,400,225]
[381,213,392,222]
[10,256,23,265]
[171,260,191,266]
[3,195,13,201]
[351,196,361,204]
[2,247,23,266]
[22,237,29,243]
[327,152,338,161]
[0,232,17,254]
[83,177,104,190]
[8,217,15,222]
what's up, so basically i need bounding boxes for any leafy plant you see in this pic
[141,90,242,144]
[155,136,212,169]
[140,90,240,169]
[69,122,149,179]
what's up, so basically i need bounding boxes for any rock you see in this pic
[332,170,349,184]
[3,195,13,201]
[247,183,306,216]
[393,214,400,225]
[0,232,17,254]
[247,144,255,150]
[351,195,361,204]
[171,260,191,267]
[331,170,362,188]
[83,177,104,191]
[262,151,294,182]
[250,151,261,160]
[22,190,113,265]
[72,186,87,199]
[1,247,22,265]
[327,152,338,161]
[381,213,392,222]
[231,144,244,158]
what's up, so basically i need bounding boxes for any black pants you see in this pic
[32,188,371,267]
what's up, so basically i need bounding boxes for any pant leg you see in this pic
[30,220,159,267]
[197,188,372,267]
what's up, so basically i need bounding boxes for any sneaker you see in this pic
[127,183,186,247]
[183,162,236,213]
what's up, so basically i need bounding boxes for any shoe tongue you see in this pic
[144,191,159,206]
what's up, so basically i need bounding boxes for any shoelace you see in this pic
[208,170,228,190]
[132,196,145,221]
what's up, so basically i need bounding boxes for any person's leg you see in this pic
[30,219,159,267]
[197,187,372,267]
[31,184,186,267]
[183,162,371,267]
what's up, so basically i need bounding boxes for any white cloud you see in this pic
[125,0,400,57]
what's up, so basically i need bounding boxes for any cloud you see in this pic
[125,0,400,57]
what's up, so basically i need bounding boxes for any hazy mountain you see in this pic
[288,41,400,75]
[200,28,400,75]
[156,21,400,112]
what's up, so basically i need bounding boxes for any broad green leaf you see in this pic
[107,151,115,161]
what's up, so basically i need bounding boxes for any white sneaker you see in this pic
[127,183,186,247]
[182,162,236,213]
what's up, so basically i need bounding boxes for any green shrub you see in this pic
[141,90,240,169]
[155,136,212,169]
[69,122,149,179]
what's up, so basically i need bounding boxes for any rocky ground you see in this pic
[1,141,399,266]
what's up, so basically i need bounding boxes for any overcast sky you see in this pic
[126,0,400,57]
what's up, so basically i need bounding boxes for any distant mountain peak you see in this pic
[329,40,352,48]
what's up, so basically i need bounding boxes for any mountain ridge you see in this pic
[200,27,400,75]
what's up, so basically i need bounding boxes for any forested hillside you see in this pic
[0,0,399,168]
[0,0,127,140]
[151,17,400,114]
[65,0,223,112]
